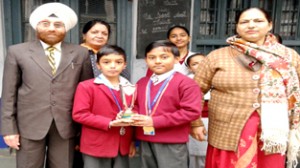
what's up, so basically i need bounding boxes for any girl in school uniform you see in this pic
[146,25,194,76]
[132,40,203,168]
[185,53,209,168]
[72,45,136,168]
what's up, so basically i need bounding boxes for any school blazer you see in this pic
[72,79,133,157]
[1,41,93,140]
[194,46,300,151]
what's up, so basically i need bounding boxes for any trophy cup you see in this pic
[120,84,137,120]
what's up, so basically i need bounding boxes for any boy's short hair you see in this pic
[97,44,127,62]
[145,40,180,58]
[185,53,205,67]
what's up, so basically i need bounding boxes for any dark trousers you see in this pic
[16,122,74,168]
[140,141,188,168]
[82,153,129,168]
[73,150,84,168]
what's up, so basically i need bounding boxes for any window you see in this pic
[278,0,299,39]
[193,0,300,54]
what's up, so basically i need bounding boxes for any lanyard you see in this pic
[109,88,122,112]
[146,73,174,115]
[97,76,122,112]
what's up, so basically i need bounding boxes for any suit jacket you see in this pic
[194,46,300,151]
[72,79,134,157]
[1,40,93,140]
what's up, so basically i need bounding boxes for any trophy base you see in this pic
[122,113,134,119]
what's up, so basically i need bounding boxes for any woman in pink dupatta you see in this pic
[194,7,300,168]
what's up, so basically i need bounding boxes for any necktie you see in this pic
[47,46,56,75]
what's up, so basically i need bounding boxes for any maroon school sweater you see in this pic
[135,72,202,143]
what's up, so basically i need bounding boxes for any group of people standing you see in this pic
[1,2,300,168]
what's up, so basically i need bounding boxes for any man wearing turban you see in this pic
[1,2,93,168]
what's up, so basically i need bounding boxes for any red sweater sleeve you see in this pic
[152,77,202,128]
[72,81,111,131]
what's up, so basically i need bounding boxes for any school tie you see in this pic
[47,46,56,75]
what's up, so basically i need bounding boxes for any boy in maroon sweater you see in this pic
[131,40,203,168]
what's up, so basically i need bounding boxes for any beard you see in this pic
[36,29,66,45]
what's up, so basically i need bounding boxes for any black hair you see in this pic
[186,53,205,67]
[235,7,272,23]
[97,45,126,62]
[274,33,283,44]
[82,19,111,38]
[167,25,190,38]
[145,40,180,58]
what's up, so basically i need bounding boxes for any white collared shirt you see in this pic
[94,74,134,91]
[41,41,62,69]
[150,69,175,85]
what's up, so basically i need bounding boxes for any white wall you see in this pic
[0,0,5,97]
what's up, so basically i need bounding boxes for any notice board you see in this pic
[136,0,191,58]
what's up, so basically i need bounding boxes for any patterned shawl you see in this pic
[227,34,300,168]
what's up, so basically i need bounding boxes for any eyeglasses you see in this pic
[38,21,65,29]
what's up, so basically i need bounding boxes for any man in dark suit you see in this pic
[0,2,93,168]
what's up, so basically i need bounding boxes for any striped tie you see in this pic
[47,46,56,75]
